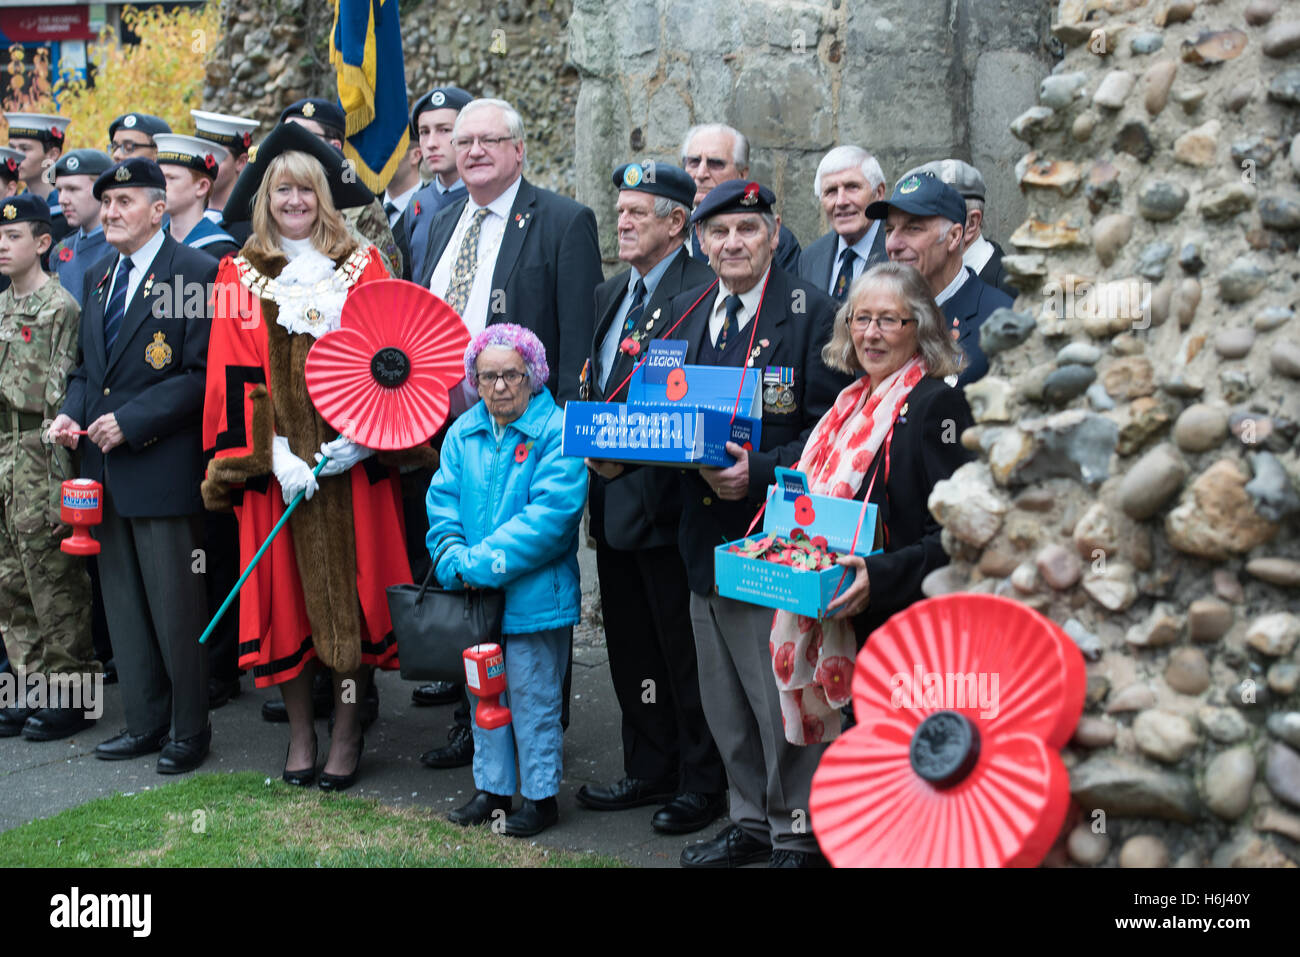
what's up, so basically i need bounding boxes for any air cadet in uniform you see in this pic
[189,108,260,237]
[49,150,114,309]
[402,86,471,283]
[108,112,171,163]
[2,113,71,249]
[155,134,239,260]
[0,193,98,741]
[662,179,851,868]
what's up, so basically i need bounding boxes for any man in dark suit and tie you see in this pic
[663,180,852,868]
[47,158,218,773]
[575,161,725,835]
[868,173,1012,386]
[414,96,603,769]
[799,146,889,302]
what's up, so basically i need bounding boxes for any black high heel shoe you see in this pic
[319,734,364,792]
[282,734,318,787]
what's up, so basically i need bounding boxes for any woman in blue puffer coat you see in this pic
[426,323,587,838]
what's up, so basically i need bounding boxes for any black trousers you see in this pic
[596,541,725,793]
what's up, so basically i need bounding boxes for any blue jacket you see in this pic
[425,388,588,634]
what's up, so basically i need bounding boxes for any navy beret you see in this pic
[280,98,346,134]
[410,86,473,134]
[689,179,776,224]
[54,149,114,179]
[108,113,172,140]
[0,193,51,225]
[865,172,967,225]
[93,158,167,200]
[611,162,695,208]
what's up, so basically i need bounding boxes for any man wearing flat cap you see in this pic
[576,161,725,835]
[869,172,1012,386]
[49,150,114,308]
[402,86,471,283]
[3,113,72,251]
[901,158,1013,296]
[108,113,171,164]
[662,179,851,868]
[47,157,218,773]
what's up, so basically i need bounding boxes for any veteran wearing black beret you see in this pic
[575,161,724,833]
[660,177,852,868]
[48,154,219,773]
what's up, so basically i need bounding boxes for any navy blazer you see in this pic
[942,267,1013,387]
[664,266,853,596]
[798,225,888,296]
[416,177,603,404]
[62,234,218,517]
[586,246,716,551]
[852,376,974,646]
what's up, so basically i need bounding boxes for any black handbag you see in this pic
[386,535,506,682]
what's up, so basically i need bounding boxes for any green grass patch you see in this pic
[0,772,621,868]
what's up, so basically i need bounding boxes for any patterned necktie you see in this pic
[716,294,742,350]
[445,207,490,316]
[833,247,857,302]
[104,255,132,353]
[622,278,647,333]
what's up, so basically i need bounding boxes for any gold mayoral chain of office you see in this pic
[233,246,371,339]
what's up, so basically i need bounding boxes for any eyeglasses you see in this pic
[450,134,515,152]
[850,314,916,332]
[682,156,729,172]
[472,369,526,388]
[109,140,152,156]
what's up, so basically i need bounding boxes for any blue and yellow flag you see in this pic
[330,0,409,193]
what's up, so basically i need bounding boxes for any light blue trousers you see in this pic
[472,626,570,800]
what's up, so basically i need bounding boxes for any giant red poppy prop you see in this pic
[809,594,1085,868]
[304,279,469,450]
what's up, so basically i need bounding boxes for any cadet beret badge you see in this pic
[302,102,316,117]
[66,156,80,171]
[622,163,643,188]
[431,91,446,107]
[740,181,760,206]
[2,204,14,220]
[114,165,131,182]
[123,114,137,128]
[898,176,921,195]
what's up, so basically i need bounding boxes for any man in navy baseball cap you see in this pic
[869,171,1010,386]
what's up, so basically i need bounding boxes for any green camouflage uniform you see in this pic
[344,197,402,277]
[0,275,95,677]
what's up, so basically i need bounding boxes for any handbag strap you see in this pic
[420,533,465,602]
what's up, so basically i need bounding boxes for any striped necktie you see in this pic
[716,294,742,350]
[104,255,132,353]
[445,207,490,316]
[833,248,857,301]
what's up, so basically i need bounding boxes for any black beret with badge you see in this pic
[865,171,967,225]
[612,161,695,208]
[108,112,172,140]
[222,121,376,223]
[0,192,51,225]
[690,178,776,224]
[54,148,114,180]
[93,157,167,200]
[410,86,473,135]
[279,98,346,134]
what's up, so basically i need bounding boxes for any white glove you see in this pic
[272,435,319,505]
[314,435,375,477]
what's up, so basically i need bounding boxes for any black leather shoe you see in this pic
[448,790,512,826]
[503,797,558,837]
[156,724,212,774]
[680,823,770,868]
[261,699,288,723]
[0,705,38,738]
[282,735,318,787]
[651,791,726,834]
[412,680,461,706]
[770,847,831,868]
[102,658,118,685]
[420,724,474,769]
[95,726,169,760]
[21,707,95,742]
[208,676,240,709]
[319,735,364,792]
[575,776,676,811]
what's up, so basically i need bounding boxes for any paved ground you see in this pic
[0,542,722,868]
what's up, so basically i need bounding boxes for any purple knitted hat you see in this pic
[464,323,550,394]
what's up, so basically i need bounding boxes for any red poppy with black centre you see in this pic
[619,337,640,357]
[58,247,73,262]
[514,442,529,463]
[20,326,32,342]
[793,494,816,525]
[664,367,688,401]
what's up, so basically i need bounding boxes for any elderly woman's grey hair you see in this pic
[822,262,966,379]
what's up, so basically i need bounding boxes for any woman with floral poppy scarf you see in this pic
[425,323,588,837]
[771,263,974,746]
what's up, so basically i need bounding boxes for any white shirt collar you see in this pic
[835,219,880,264]
[383,183,419,215]
[714,266,771,326]
[121,227,166,275]
[469,175,522,221]
[963,234,995,273]
[933,265,970,307]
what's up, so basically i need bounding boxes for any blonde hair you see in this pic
[243,150,355,261]
[822,262,966,379]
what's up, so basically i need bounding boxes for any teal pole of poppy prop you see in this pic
[199,279,471,645]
